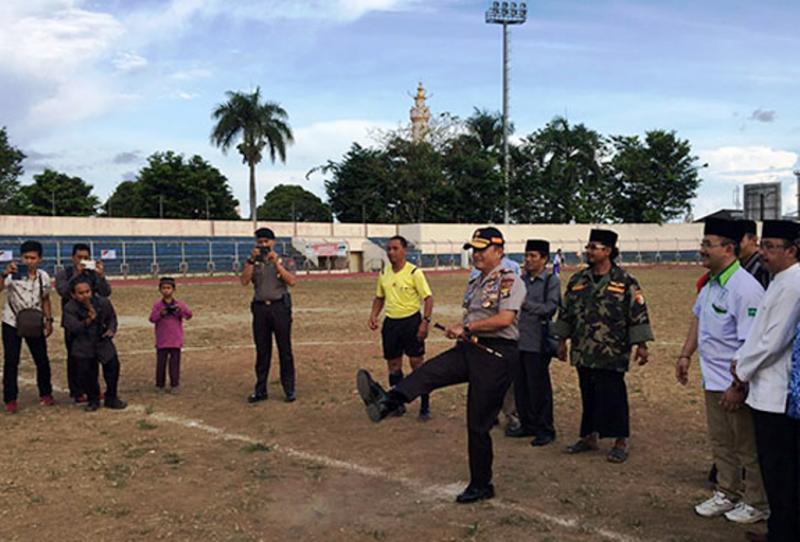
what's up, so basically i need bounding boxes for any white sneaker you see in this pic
[724,503,769,524]
[695,491,736,517]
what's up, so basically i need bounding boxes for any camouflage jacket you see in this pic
[552,265,654,372]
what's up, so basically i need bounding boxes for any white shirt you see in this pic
[735,263,800,413]
[693,262,763,391]
[3,269,52,328]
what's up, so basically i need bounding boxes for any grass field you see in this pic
[0,266,762,541]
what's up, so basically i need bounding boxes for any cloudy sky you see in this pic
[2,0,799,220]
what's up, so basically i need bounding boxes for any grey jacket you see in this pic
[62,296,118,363]
[518,270,561,353]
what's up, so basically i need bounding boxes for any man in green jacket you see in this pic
[553,229,654,463]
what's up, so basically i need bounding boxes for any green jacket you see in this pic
[552,265,654,372]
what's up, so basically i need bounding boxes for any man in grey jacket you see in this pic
[506,239,561,446]
[62,277,126,412]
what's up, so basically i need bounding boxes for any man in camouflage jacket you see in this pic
[552,228,654,463]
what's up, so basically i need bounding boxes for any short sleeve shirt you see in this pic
[3,269,52,328]
[463,263,526,340]
[251,261,289,302]
[693,261,764,391]
[376,262,432,319]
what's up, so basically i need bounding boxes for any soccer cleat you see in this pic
[694,491,736,517]
[39,395,56,407]
[724,503,769,524]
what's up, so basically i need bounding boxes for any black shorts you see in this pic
[381,313,425,360]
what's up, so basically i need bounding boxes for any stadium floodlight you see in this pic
[486,2,527,224]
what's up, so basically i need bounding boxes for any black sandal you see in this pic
[607,446,629,463]
[565,439,599,454]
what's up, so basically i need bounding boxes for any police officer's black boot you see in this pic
[357,369,404,422]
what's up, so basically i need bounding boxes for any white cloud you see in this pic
[172,90,199,100]
[700,146,798,184]
[113,51,148,72]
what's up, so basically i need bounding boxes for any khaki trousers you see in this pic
[704,391,768,509]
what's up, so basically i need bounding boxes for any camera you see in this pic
[164,304,179,314]
[11,263,29,281]
[81,259,96,271]
[257,246,271,261]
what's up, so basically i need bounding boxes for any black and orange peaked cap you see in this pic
[463,227,505,250]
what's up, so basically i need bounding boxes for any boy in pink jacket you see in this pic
[149,277,192,392]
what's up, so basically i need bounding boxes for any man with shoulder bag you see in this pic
[1,240,55,414]
[506,239,561,447]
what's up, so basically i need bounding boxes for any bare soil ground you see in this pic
[0,266,762,541]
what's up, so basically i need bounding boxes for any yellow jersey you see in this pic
[376,262,433,319]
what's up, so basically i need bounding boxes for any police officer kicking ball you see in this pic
[356,227,525,503]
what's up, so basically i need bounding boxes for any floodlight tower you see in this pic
[486,1,527,224]
[795,169,800,219]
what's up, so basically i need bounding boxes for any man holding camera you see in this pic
[55,243,112,401]
[240,228,298,403]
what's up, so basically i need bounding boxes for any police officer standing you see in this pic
[240,228,297,403]
[553,229,654,463]
[356,227,525,503]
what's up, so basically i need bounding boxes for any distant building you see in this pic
[409,82,431,143]
[693,209,745,222]
[743,182,782,221]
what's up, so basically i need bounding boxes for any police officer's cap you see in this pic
[737,219,757,237]
[761,220,800,241]
[463,227,504,250]
[703,218,741,242]
[525,239,550,255]
[588,229,618,248]
[254,227,276,240]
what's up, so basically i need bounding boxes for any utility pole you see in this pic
[206,195,211,220]
[486,1,527,224]
[51,189,56,216]
[159,195,164,218]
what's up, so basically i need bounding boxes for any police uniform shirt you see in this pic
[251,260,289,302]
[376,262,432,319]
[463,263,526,341]
[692,261,764,392]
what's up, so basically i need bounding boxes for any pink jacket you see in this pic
[149,299,192,349]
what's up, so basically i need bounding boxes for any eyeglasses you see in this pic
[584,243,606,251]
[759,241,790,251]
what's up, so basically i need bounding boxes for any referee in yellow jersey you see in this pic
[368,236,434,420]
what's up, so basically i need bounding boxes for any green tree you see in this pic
[321,143,394,223]
[210,87,293,227]
[513,117,614,223]
[384,137,449,222]
[257,184,332,222]
[106,151,239,219]
[0,127,25,214]
[609,130,704,223]
[441,134,504,223]
[18,169,100,216]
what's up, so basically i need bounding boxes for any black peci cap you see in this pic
[463,227,505,250]
[704,218,742,241]
[761,220,800,241]
[738,219,757,237]
[588,229,618,248]
[525,239,550,255]
[254,227,275,240]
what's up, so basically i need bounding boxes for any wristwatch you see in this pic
[423,316,431,323]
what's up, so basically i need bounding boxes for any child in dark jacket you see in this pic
[62,276,127,411]
[149,277,192,392]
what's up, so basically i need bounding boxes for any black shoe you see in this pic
[505,425,536,438]
[247,393,268,404]
[530,434,555,447]
[284,391,296,403]
[85,401,101,412]
[104,397,128,410]
[418,409,432,422]
[356,369,394,422]
[455,484,495,504]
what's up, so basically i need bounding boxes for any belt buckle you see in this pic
[264,300,272,305]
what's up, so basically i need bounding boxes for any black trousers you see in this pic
[66,330,115,397]
[252,300,294,396]
[752,409,800,542]
[577,366,629,439]
[2,322,52,403]
[76,354,120,403]
[395,339,515,489]
[511,351,555,438]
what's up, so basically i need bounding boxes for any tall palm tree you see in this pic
[210,87,294,228]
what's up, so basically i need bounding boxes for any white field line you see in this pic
[10,376,646,542]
